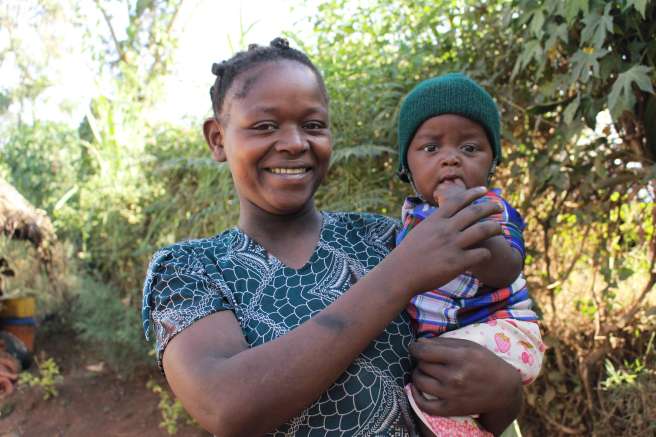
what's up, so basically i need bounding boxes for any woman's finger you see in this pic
[409,382,463,418]
[459,247,492,270]
[458,221,502,248]
[432,186,487,218]
[412,367,444,395]
[409,337,472,365]
[451,202,502,232]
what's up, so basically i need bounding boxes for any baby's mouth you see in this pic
[438,175,463,184]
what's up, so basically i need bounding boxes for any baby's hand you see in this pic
[434,180,468,207]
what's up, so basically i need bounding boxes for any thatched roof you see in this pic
[0,178,55,252]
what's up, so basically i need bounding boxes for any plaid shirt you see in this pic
[397,190,538,336]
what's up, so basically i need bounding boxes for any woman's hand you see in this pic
[409,337,523,436]
[391,186,502,296]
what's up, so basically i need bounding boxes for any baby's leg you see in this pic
[406,320,545,436]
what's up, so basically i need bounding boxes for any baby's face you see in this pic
[406,114,494,205]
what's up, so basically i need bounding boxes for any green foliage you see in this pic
[18,357,63,400]
[72,277,149,374]
[1,0,655,434]
[147,379,196,435]
[603,357,645,388]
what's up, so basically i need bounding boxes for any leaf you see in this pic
[560,0,589,24]
[581,3,613,49]
[608,64,655,116]
[627,0,649,18]
[618,267,634,281]
[563,94,581,124]
[570,48,608,83]
[579,96,602,129]
[512,39,543,77]
[545,23,568,50]
[529,9,545,36]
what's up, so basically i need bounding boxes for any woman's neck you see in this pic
[238,199,322,248]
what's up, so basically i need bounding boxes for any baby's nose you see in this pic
[439,150,460,165]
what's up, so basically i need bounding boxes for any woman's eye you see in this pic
[422,144,438,152]
[253,122,276,131]
[304,121,325,130]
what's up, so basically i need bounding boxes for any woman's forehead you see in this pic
[231,61,322,99]
[224,61,328,113]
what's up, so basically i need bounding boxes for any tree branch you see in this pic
[94,0,125,63]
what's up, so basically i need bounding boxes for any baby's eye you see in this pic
[422,144,438,152]
[460,143,478,153]
[252,122,277,131]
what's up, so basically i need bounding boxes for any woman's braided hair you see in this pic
[209,37,328,118]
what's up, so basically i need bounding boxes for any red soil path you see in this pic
[0,327,210,437]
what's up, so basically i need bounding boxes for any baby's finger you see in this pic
[433,186,487,218]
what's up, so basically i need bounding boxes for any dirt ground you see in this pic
[0,326,211,437]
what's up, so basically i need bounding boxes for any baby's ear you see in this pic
[203,118,226,162]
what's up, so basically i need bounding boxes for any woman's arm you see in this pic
[162,187,503,436]
[409,337,523,436]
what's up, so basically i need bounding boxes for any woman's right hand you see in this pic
[391,186,502,296]
[409,336,523,435]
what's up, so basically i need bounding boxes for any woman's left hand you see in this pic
[409,336,522,435]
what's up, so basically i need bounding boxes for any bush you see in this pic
[72,277,149,374]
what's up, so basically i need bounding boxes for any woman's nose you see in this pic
[275,126,308,154]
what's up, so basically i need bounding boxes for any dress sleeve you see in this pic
[141,245,233,368]
[476,190,526,259]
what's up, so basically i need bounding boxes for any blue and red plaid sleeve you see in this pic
[474,190,526,259]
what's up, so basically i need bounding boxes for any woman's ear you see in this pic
[203,117,227,162]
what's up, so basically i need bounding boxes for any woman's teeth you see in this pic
[269,168,308,174]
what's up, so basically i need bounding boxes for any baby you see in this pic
[396,73,545,436]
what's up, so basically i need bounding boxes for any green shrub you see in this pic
[72,277,149,374]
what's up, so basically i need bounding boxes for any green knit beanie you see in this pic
[397,73,501,182]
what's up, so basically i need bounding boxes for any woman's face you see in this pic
[207,60,332,216]
[407,114,494,205]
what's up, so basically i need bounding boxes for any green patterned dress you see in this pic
[142,212,417,436]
